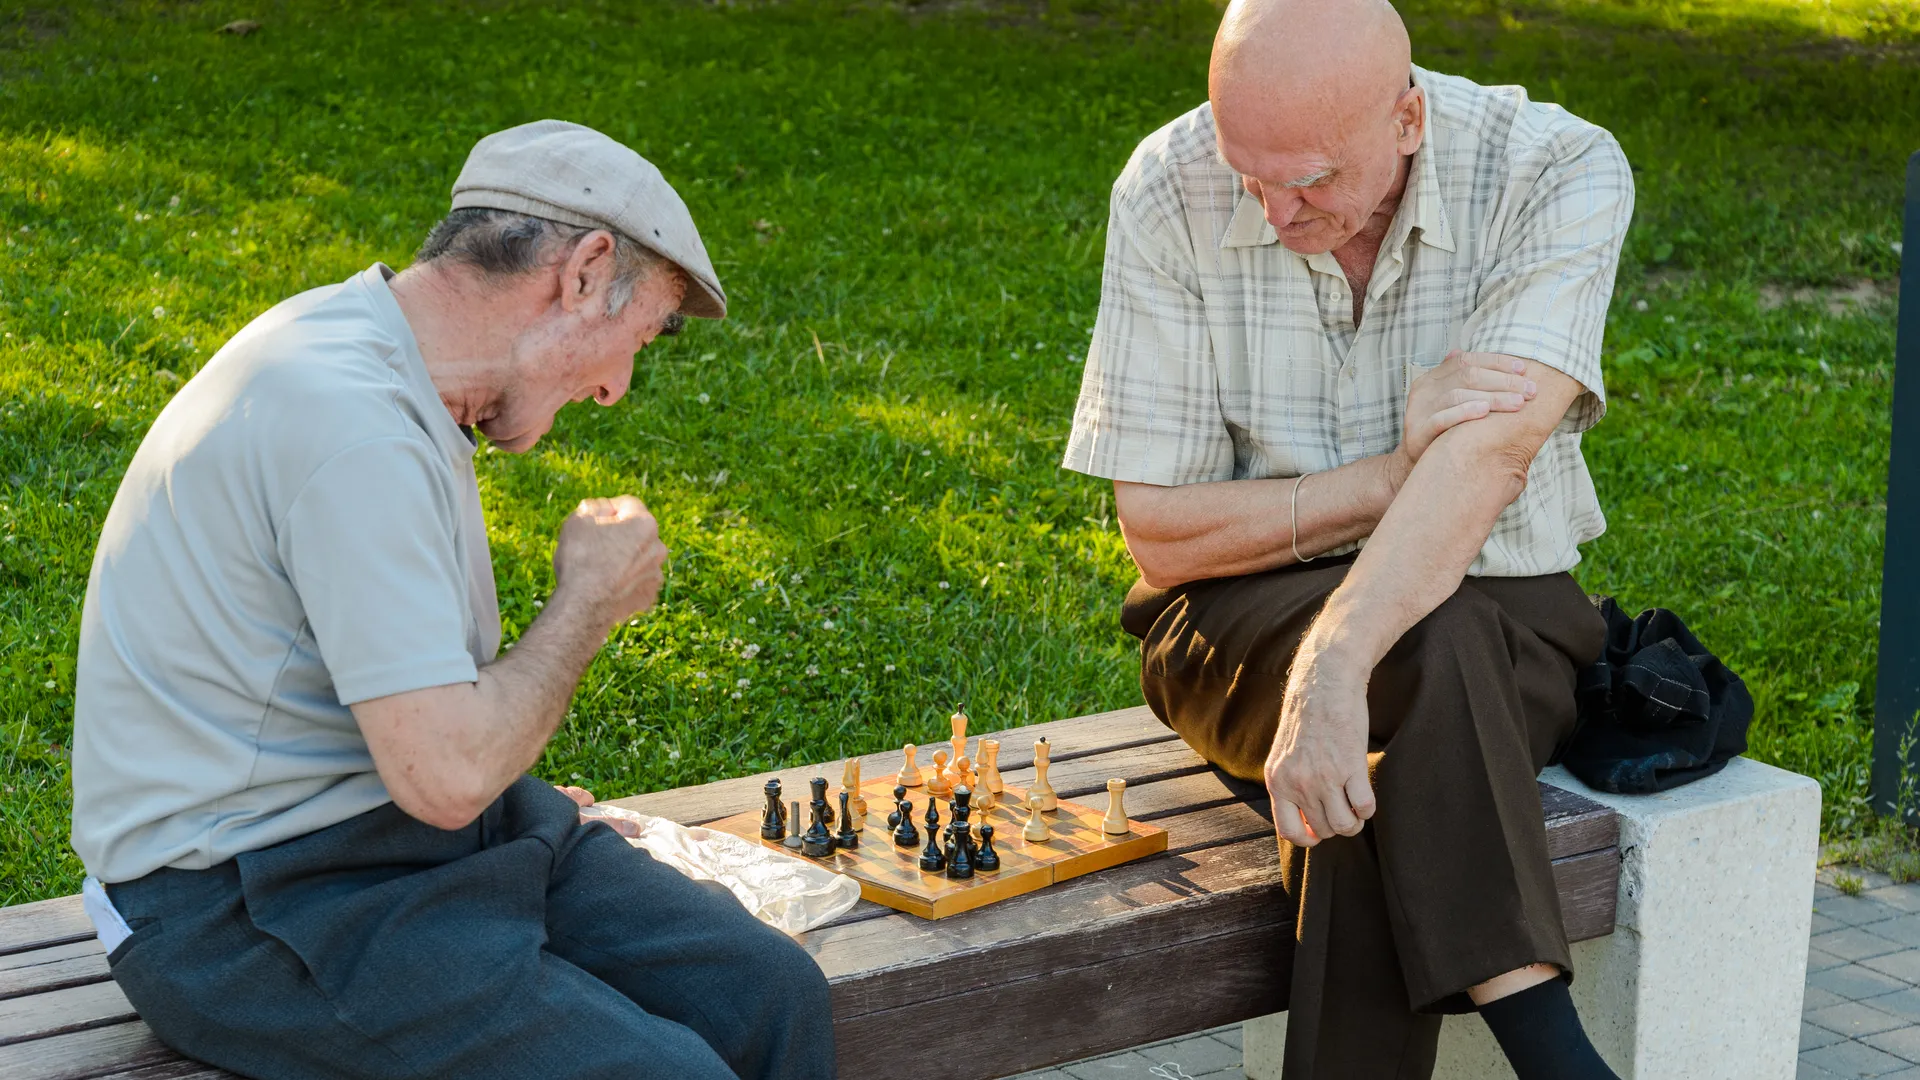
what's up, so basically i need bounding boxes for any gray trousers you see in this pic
[106,775,836,1080]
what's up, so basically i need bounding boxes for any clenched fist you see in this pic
[553,496,668,628]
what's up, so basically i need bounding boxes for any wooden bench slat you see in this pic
[839,919,1291,1078]
[0,898,92,959]
[0,1020,177,1080]
[1540,781,1622,855]
[0,941,111,1001]
[0,977,136,1047]
[1553,847,1621,942]
[91,1062,234,1080]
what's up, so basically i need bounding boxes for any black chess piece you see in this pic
[802,777,836,858]
[892,789,918,847]
[919,799,945,871]
[945,788,975,880]
[760,779,786,840]
[782,801,804,850]
[835,791,860,850]
[977,823,1000,871]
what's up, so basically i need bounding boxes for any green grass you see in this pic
[0,0,1912,904]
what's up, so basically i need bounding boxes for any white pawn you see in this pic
[1102,778,1129,836]
[1023,795,1051,842]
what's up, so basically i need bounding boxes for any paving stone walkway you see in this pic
[1013,868,1920,1080]
[1798,868,1920,1079]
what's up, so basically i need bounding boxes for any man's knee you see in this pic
[745,922,831,1022]
[704,923,834,1077]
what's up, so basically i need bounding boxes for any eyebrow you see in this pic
[1282,167,1336,189]
[658,312,686,337]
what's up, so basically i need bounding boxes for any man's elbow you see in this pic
[385,770,493,831]
[1119,525,1194,589]
[1426,427,1539,506]
[1489,441,1537,501]
[1133,553,1191,591]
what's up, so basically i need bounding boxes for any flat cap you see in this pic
[451,120,726,319]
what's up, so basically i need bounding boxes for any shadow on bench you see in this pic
[0,706,1618,1080]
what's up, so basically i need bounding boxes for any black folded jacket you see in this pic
[1559,596,1753,794]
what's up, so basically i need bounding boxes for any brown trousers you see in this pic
[1122,556,1607,1080]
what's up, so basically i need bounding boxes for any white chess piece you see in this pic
[1102,778,1129,836]
[1023,795,1051,842]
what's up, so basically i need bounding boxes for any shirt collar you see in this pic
[1217,66,1456,255]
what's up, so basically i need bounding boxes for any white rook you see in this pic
[1244,757,1820,1079]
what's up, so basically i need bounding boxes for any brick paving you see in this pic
[1011,869,1920,1079]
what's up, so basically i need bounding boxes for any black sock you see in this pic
[1476,976,1621,1080]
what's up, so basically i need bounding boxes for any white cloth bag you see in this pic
[578,804,861,935]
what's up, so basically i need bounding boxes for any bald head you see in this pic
[1208,0,1424,255]
[1211,0,1410,131]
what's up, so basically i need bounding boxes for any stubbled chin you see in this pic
[479,424,543,454]
[1279,225,1347,256]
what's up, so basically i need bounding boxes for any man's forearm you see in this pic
[356,585,616,829]
[1300,371,1581,673]
[464,586,618,784]
[1301,434,1523,670]
[1116,452,1407,588]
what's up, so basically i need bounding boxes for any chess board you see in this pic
[705,778,1169,920]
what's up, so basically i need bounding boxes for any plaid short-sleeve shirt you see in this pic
[1063,67,1634,577]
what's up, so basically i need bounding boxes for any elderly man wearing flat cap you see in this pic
[69,121,833,1080]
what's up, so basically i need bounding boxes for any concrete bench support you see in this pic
[1243,758,1821,1080]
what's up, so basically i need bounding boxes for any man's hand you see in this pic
[1391,351,1538,486]
[557,785,641,838]
[1265,655,1376,847]
[554,496,667,628]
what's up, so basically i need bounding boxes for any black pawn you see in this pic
[919,799,945,871]
[760,779,786,840]
[836,791,859,850]
[782,801,804,850]
[977,824,1000,871]
[892,790,919,847]
[802,777,836,858]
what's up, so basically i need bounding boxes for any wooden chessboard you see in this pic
[705,777,1168,920]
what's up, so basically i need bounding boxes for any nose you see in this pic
[593,367,632,406]
[1262,187,1308,230]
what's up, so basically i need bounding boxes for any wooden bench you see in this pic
[0,706,1620,1080]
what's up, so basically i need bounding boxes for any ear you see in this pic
[1392,85,1426,157]
[558,229,619,315]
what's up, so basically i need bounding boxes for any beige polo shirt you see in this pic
[71,264,501,883]
[1063,67,1634,577]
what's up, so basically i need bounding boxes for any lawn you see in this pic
[0,0,1913,905]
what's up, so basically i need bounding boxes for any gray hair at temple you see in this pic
[414,207,686,333]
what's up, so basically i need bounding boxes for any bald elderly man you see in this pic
[1065,1,1630,1078]
[70,122,832,1080]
